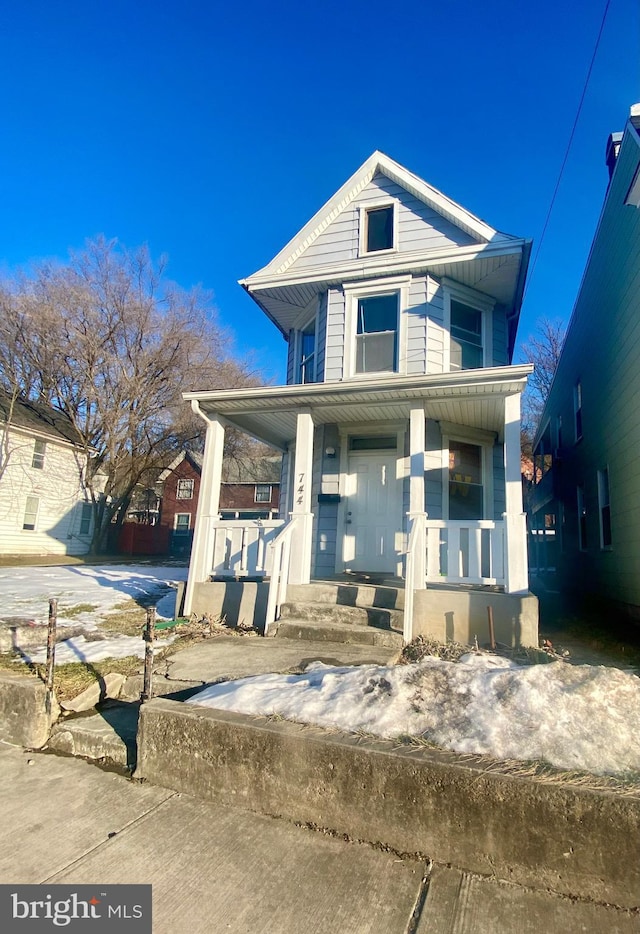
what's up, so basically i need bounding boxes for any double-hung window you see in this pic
[298,318,316,384]
[23,496,39,531]
[445,281,492,372]
[255,484,272,503]
[598,468,612,549]
[344,276,409,378]
[356,293,398,374]
[32,440,46,469]
[176,479,194,500]
[450,300,483,370]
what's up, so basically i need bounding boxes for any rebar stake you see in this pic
[45,598,57,715]
[141,606,156,703]
[487,605,496,651]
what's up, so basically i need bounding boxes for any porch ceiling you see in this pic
[185,366,533,450]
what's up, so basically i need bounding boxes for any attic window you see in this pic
[364,205,394,253]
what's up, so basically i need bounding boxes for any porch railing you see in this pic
[425,519,505,586]
[210,518,284,579]
[265,516,300,635]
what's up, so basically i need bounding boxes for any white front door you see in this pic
[342,451,400,573]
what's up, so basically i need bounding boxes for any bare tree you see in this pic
[519,317,566,449]
[0,237,258,552]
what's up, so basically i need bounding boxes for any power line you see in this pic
[524,0,612,298]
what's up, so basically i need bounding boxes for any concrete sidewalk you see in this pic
[0,745,636,933]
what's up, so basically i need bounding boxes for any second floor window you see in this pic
[298,319,316,384]
[176,479,194,500]
[32,439,46,469]
[574,381,583,442]
[450,300,483,370]
[356,293,398,374]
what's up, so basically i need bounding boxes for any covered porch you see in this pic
[183,366,532,642]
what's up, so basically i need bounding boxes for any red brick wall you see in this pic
[219,483,280,511]
[159,458,202,531]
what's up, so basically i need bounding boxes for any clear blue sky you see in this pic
[1,0,638,383]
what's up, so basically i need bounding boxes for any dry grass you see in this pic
[0,652,141,702]
[60,603,98,618]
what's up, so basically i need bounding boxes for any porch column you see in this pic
[408,404,427,589]
[289,409,315,585]
[183,406,225,616]
[503,392,528,593]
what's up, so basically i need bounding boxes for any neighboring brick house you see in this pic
[158,451,281,556]
[158,451,203,556]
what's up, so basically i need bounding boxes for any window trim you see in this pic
[174,512,191,533]
[176,478,195,501]
[294,309,318,385]
[343,275,410,379]
[254,484,273,504]
[597,467,612,550]
[577,484,587,551]
[358,199,398,257]
[443,279,494,371]
[574,381,583,443]
[32,439,46,470]
[441,427,495,521]
[23,495,40,531]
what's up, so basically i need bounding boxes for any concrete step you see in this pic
[286,582,405,610]
[274,619,403,650]
[280,601,403,632]
[47,702,139,771]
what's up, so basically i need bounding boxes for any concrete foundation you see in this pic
[189,581,269,629]
[0,673,60,748]
[136,699,639,907]
[413,588,539,647]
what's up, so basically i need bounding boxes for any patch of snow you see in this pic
[26,633,175,665]
[188,655,640,777]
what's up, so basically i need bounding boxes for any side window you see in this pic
[574,381,583,442]
[598,468,612,549]
[32,440,46,469]
[298,319,316,384]
[79,502,92,536]
[577,484,587,550]
[448,440,483,520]
[23,495,40,531]
[450,300,483,370]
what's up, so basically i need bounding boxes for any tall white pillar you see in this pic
[288,409,315,585]
[408,404,427,589]
[503,392,528,593]
[183,406,225,615]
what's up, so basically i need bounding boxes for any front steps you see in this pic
[273,582,404,649]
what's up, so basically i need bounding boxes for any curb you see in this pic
[135,697,640,909]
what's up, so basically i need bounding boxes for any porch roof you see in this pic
[184,366,533,451]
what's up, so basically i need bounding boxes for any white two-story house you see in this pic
[183,152,538,646]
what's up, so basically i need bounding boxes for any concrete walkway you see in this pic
[0,745,636,933]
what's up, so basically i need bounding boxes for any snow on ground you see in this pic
[188,653,640,777]
[0,564,186,662]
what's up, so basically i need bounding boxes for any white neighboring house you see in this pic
[183,152,537,645]
[0,392,94,555]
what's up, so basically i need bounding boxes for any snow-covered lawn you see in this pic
[189,653,640,778]
[0,564,187,662]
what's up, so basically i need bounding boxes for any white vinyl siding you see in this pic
[324,288,346,381]
[0,425,89,555]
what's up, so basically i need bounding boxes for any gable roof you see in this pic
[158,449,281,484]
[241,150,521,284]
[0,390,82,448]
